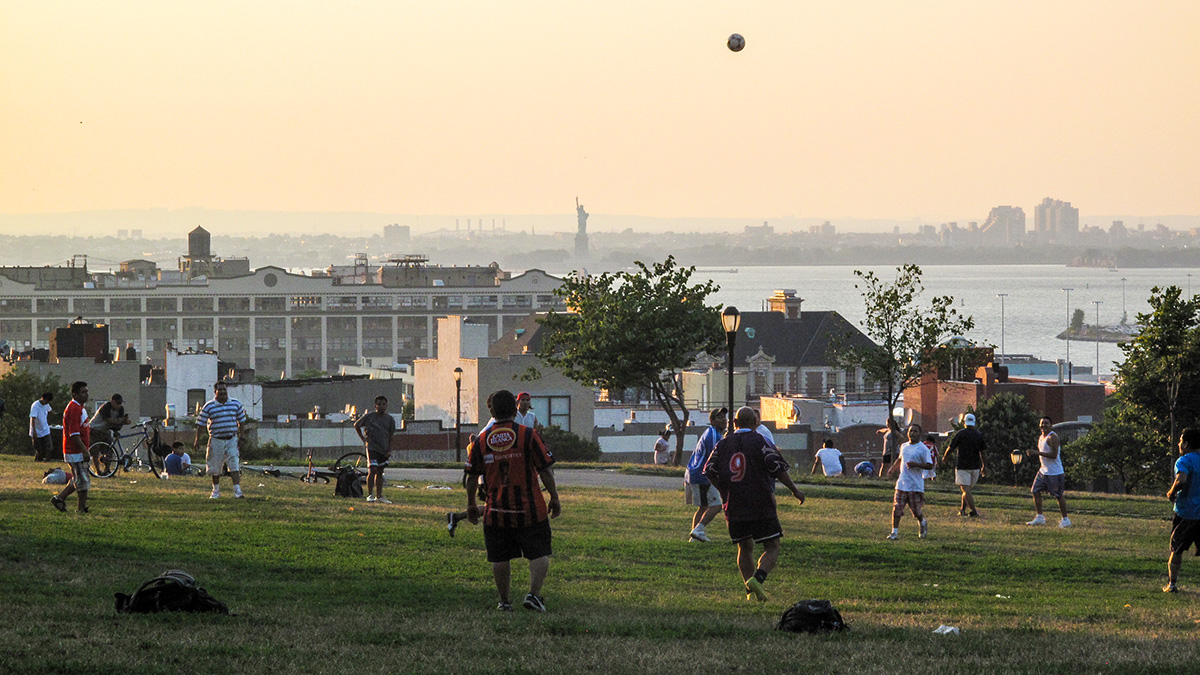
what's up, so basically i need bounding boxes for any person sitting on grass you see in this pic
[163,442,193,476]
[703,406,805,602]
[1165,427,1200,593]
[886,423,934,541]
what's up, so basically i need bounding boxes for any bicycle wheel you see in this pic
[88,442,119,478]
[331,452,368,471]
[146,445,165,478]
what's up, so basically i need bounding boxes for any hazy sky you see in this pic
[3,1,1198,225]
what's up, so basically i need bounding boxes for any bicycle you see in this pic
[300,451,368,484]
[89,418,170,479]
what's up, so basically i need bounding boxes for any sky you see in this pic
[2,1,1199,230]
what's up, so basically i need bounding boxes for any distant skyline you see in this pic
[3,2,1198,233]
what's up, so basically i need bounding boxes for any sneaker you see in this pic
[1163,582,1178,594]
[689,529,710,542]
[209,489,220,499]
[233,488,245,499]
[919,520,928,539]
[958,509,967,517]
[366,495,377,503]
[76,506,89,514]
[376,497,393,504]
[497,601,513,611]
[50,496,67,512]
[968,511,980,518]
[1059,517,1072,528]
[523,593,546,612]
[886,532,899,541]
[745,578,767,602]
[746,592,756,601]
[446,513,460,537]
[1026,514,1046,526]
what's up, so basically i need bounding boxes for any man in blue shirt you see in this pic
[194,382,248,499]
[1165,427,1200,593]
[685,407,726,542]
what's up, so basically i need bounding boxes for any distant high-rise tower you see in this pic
[1034,198,1079,238]
[574,197,589,257]
[980,206,1026,244]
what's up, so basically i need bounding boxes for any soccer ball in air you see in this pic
[727,33,745,52]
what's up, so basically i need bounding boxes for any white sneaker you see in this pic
[689,529,710,542]
[1026,514,1046,525]
[1059,517,1072,528]
[919,520,928,538]
[886,532,899,541]
[209,489,220,499]
[233,488,244,499]
[366,495,377,502]
[377,497,393,504]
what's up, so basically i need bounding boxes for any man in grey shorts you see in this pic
[944,413,987,517]
[1026,416,1070,527]
[684,407,727,542]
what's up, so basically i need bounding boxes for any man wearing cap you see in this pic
[685,407,727,542]
[515,392,539,429]
[944,413,987,517]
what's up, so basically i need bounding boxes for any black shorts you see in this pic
[1170,516,1200,556]
[366,450,389,468]
[881,454,894,468]
[483,519,553,563]
[728,517,783,544]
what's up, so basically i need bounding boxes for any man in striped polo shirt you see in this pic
[466,389,561,612]
[194,382,248,499]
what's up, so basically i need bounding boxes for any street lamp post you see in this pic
[721,306,740,435]
[1092,300,1103,383]
[1062,288,1074,384]
[1120,277,1127,322]
[996,293,1008,364]
[453,367,463,463]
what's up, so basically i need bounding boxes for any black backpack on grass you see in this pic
[115,570,229,615]
[776,599,847,634]
[334,466,364,498]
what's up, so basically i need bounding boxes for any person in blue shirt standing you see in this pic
[1165,427,1200,593]
[194,382,248,499]
[685,407,727,542]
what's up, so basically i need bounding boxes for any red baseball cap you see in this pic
[517,392,531,401]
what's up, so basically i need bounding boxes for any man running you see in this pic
[1026,416,1070,527]
[685,407,727,542]
[1165,428,1200,593]
[887,423,934,540]
[944,413,987,517]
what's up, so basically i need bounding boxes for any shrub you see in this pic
[539,425,601,462]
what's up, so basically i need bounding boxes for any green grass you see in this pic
[3,455,1198,674]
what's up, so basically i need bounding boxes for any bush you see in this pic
[539,425,601,462]
[0,369,70,456]
[239,438,292,462]
[966,392,1041,486]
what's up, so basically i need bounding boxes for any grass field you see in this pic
[2,455,1198,675]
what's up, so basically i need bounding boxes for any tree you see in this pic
[539,425,601,462]
[0,368,70,456]
[1068,406,1162,493]
[833,264,975,416]
[1070,308,1085,333]
[536,256,723,465]
[964,392,1041,486]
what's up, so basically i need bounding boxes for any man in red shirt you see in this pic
[704,407,805,602]
[51,381,92,514]
[466,389,561,612]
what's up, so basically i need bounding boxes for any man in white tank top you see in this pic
[1025,416,1071,527]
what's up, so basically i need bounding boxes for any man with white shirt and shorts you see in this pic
[194,382,248,499]
[685,407,726,542]
[886,423,934,540]
[1026,416,1070,527]
[811,439,844,477]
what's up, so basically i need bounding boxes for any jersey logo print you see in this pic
[486,427,516,452]
[730,452,747,482]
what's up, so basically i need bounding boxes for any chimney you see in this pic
[767,289,803,319]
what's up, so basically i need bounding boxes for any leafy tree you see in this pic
[963,392,1041,486]
[1070,308,1085,333]
[1068,406,1162,493]
[0,368,70,456]
[833,264,975,416]
[401,397,415,422]
[539,425,601,462]
[536,256,723,465]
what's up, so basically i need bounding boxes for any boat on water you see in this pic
[696,268,738,274]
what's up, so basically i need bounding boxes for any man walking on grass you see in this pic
[195,382,247,499]
[684,407,727,542]
[944,413,987,517]
[1165,428,1200,593]
[50,382,91,514]
[355,395,396,504]
[703,407,805,602]
[466,389,561,612]
[1026,416,1070,527]
[29,391,54,462]
[887,423,934,540]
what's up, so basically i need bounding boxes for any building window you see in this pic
[291,295,321,309]
[530,396,571,432]
[146,297,178,312]
[218,297,250,312]
[110,298,141,313]
[182,297,212,312]
[256,297,285,311]
[38,298,68,313]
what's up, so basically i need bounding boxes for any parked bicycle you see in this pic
[300,451,368,484]
[89,418,170,479]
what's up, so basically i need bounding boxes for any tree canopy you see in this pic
[0,368,70,456]
[964,392,1041,486]
[536,256,723,464]
[833,264,975,414]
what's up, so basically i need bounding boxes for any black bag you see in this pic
[776,599,847,634]
[334,466,364,498]
[115,570,229,615]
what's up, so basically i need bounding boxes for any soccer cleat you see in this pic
[919,520,928,539]
[497,601,513,611]
[523,593,547,612]
[50,496,67,512]
[1163,583,1178,594]
[446,513,460,537]
[689,529,710,542]
[1026,514,1046,526]
[745,578,767,602]
[376,497,393,504]
[1058,517,1071,528]
[365,495,377,502]
[209,489,220,499]
[886,532,899,541]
